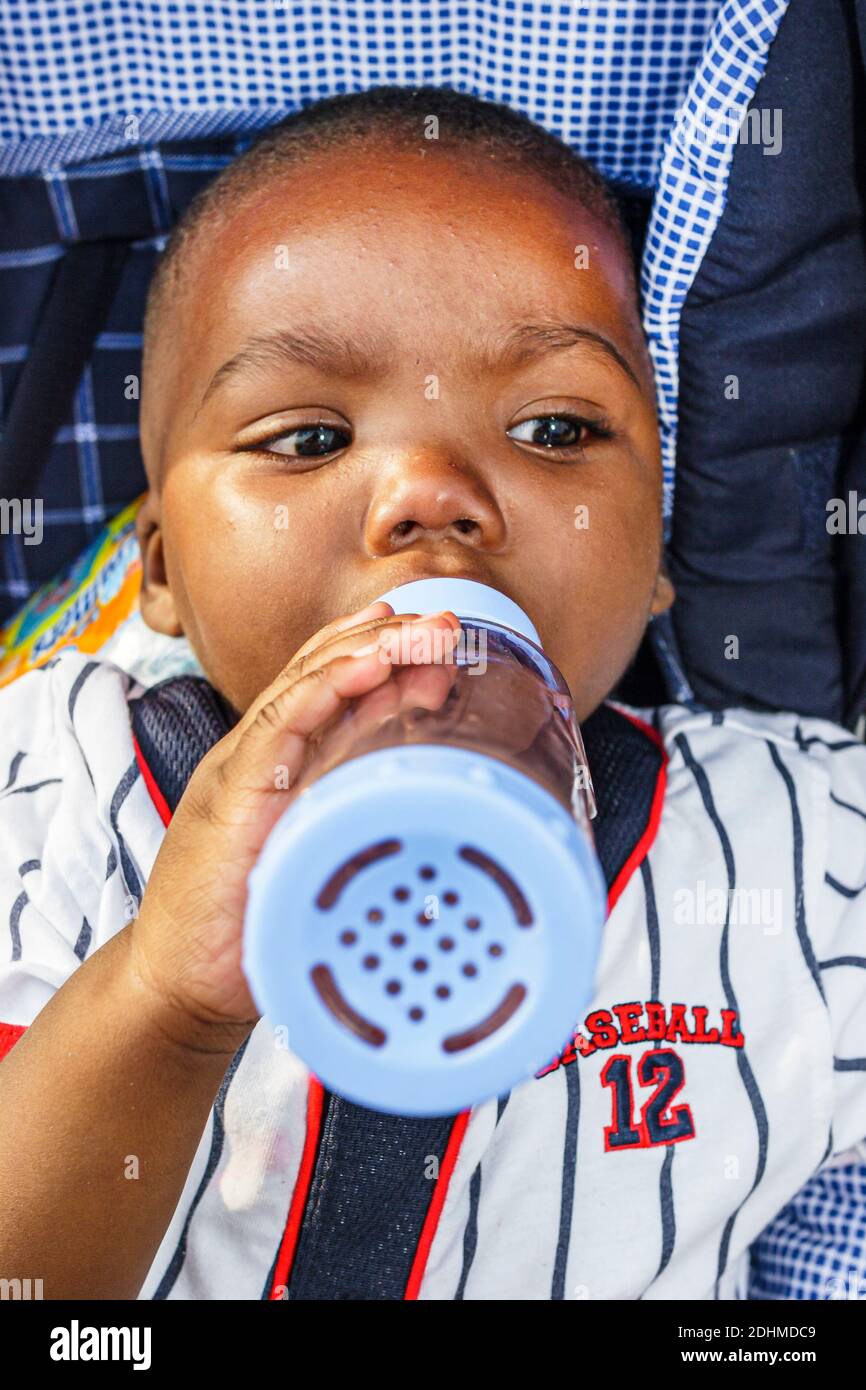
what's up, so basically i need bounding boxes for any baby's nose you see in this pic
[363,452,507,555]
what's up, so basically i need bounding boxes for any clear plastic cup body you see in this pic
[290,617,596,833]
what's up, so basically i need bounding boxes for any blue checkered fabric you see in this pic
[750,1157,866,1301]
[1,1,720,182]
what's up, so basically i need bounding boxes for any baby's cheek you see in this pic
[159,470,317,701]
[549,529,658,714]
[179,559,299,710]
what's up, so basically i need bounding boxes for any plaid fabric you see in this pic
[0,137,239,608]
[0,1,721,181]
[750,1156,866,1301]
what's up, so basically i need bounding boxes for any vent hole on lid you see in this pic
[418,865,437,881]
[441,984,527,1054]
[488,943,504,957]
[385,979,402,995]
[439,936,455,952]
[340,930,357,946]
[462,963,478,978]
[458,845,533,926]
[389,932,407,948]
[317,838,402,909]
[435,984,451,999]
[363,954,380,970]
[393,886,410,902]
[465,917,482,931]
[443,890,459,906]
[367,907,384,923]
[408,1006,425,1021]
[416,911,433,927]
[412,957,429,973]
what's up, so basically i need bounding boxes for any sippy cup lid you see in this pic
[375,577,542,647]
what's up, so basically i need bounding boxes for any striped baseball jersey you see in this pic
[1,646,865,1300]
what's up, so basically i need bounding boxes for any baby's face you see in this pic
[139,142,670,719]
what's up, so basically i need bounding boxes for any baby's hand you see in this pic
[127,601,461,1052]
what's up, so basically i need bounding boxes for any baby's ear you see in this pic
[650,566,675,617]
[135,492,184,637]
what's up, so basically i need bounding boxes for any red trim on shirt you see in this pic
[0,1021,26,1060]
[267,1077,326,1299]
[605,708,668,914]
[131,733,172,827]
[403,1109,471,1300]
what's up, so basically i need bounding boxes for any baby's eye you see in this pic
[258,423,352,458]
[507,414,607,451]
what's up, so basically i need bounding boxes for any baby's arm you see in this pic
[0,604,458,1299]
[0,926,244,1300]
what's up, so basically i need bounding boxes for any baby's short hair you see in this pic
[143,83,634,367]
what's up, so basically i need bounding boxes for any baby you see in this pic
[0,85,864,1301]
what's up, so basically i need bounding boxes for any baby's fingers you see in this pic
[289,599,395,665]
[223,647,396,798]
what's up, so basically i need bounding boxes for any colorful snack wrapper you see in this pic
[0,497,144,688]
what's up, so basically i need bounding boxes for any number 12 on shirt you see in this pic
[601,1047,696,1151]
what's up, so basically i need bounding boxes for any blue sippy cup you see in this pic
[242,578,606,1115]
